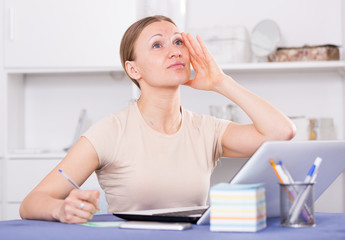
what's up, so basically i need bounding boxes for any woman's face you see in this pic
[131,21,191,88]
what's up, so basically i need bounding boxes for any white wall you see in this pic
[23,72,132,151]
[185,0,342,47]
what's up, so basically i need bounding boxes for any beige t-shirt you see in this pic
[83,102,230,213]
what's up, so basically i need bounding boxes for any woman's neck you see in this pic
[137,88,182,134]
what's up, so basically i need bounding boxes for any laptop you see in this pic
[114,140,345,224]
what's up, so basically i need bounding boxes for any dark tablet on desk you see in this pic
[114,140,345,224]
[114,206,208,224]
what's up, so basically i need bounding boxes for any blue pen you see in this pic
[304,165,315,183]
[58,169,80,189]
[304,157,322,183]
[58,168,101,211]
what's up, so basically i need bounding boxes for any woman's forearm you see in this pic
[20,191,63,221]
[214,74,296,141]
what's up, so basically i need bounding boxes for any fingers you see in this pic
[182,33,201,66]
[182,33,203,71]
[183,33,213,69]
[182,32,223,91]
[68,200,95,220]
[59,189,100,224]
[183,32,209,57]
[73,189,100,209]
[182,32,196,56]
[186,33,204,57]
[196,35,213,60]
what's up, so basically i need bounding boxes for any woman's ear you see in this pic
[125,61,141,80]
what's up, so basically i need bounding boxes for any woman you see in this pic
[20,15,295,224]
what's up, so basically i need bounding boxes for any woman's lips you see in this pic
[168,61,185,69]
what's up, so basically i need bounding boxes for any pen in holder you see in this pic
[280,182,315,227]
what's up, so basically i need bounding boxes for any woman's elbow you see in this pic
[19,194,35,220]
[278,121,296,141]
[19,200,27,219]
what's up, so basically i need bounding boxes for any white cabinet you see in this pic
[4,159,61,220]
[4,0,136,69]
[1,0,137,220]
[2,70,132,220]
[0,72,5,157]
[4,158,106,220]
[0,158,3,219]
[5,71,133,154]
[6,159,61,202]
[5,203,21,220]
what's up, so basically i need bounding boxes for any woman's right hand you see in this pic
[56,189,100,224]
[20,137,101,223]
[181,32,225,92]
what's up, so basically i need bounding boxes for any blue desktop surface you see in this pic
[0,213,344,240]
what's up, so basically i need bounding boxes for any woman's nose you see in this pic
[169,45,182,58]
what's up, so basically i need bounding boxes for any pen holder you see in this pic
[280,182,315,227]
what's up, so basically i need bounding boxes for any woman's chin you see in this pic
[172,70,191,84]
[175,74,191,85]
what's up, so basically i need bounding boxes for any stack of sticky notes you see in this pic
[209,183,266,232]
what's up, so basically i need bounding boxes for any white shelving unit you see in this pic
[0,0,137,220]
[2,67,345,218]
[4,60,345,159]
[4,66,124,74]
[5,61,345,74]
[221,61,345,73]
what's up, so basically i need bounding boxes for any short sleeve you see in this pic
[189,110,231,167]
[82,115,121,169]
[210,117,231,165]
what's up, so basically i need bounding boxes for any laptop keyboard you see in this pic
[152,208,206,217]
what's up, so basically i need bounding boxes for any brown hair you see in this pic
[119,15,176,89]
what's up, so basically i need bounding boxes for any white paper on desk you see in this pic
[80,221,123,227]
[119,221,192,231]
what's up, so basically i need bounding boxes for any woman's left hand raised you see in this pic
[181,32,225,92]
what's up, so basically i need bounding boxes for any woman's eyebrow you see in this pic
[149,32,181,40]
[149,33,163,40]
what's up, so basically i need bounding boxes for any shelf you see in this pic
[7,150,66,160]
[220,61,345,73]
[4,61,345,75]
[4,66,124,74]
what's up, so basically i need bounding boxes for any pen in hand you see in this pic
[58,169,100,211]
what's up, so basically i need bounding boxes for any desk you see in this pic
[0,213,344,240]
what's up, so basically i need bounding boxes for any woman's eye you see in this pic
[174,39,183,46]
[153,42,162,49]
